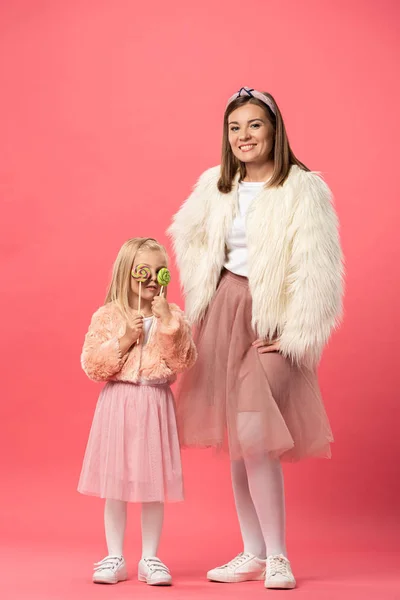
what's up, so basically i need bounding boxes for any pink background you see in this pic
[1,1,399,598]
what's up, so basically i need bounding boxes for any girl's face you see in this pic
[228,103,274,166]
[130,249,167,303]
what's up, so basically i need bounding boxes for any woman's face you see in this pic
[228,103,274,166]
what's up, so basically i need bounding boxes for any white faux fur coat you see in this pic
[168,165,344,366]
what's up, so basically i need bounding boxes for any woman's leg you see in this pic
[104,499,127,556]
[141,502,165,558]
[205,459,267,583]
[231,458,266,558]
[243,452,287,557]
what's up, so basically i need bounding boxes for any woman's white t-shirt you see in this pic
[224,181,265,277]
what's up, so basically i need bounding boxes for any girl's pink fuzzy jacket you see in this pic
[81,302,197,383]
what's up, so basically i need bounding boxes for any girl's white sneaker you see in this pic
[207,552,266,583]
[265,554,296,589]
[93,555,127,584]
[138,557,172,586]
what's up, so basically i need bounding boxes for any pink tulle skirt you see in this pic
[176,269,333,461]
[78,381,183,502]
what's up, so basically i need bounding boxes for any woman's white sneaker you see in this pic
[93,555,127,584]
[138,557,172,586]
[207,552,266,583]
[265,554,296,589]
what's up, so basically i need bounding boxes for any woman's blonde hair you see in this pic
[105,237,168,321]
[218,92,309,193]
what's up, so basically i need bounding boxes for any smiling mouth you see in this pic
[239,144,257,152]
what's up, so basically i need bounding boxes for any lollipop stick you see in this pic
[148,287,164,344]
[137,281,142,345]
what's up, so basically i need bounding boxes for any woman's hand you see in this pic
[252,338,280,354]
[152,296,173,326]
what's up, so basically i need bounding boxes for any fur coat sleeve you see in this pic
[155,304,197,373]
[167,166,222,319]
[278,171,344,365]
[81,305,127,382]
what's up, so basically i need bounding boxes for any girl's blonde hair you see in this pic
[218,92,309,193]
[105,237,168,321]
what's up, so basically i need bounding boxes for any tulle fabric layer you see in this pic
[176,270,333,461]
[78,381,183,502]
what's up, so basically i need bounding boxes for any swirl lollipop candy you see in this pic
[157,267,171,297]
[132,264,151,284]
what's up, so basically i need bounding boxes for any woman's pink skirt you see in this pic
[78,381,183,502]
[176,270,333,461]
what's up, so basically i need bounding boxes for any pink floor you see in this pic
[3,456,399,600]
[3,540,399,600]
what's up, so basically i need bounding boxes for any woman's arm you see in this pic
[167,168,221,325]
[167,169,214,284]
[279,172,344,366]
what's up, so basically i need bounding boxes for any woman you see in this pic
[168,87,343,589]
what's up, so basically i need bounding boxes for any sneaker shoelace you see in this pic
[143,557,170,575]
[221,552,253,569]
[267,555,290,577]
[94,555,123,573]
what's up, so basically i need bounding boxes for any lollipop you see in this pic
[146,268,172,345]
[132,263,151,284]
[157,267,171,297]
[132,263,151,314]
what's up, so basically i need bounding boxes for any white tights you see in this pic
[231,453,287,558]
[104,499,164,558]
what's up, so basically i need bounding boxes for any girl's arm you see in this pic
[81,306,129,381]
[155,306,197,373]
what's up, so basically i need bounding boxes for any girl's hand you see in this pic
[119,314,143,348]
[252,338,280,354]
[152,296,173,325]
[126,315,144,342]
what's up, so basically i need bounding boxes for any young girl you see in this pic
[78,237,196,586]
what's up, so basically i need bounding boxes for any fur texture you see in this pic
[81,303,197,383]
[168,165,344,365]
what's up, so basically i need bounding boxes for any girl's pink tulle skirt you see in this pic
[176,269,333,461]
[78,381,183,502]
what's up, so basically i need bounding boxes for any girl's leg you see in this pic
[141,502,164,558]
[243,452,287,557]
[231,458,266,558]
[104,499,127,556]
